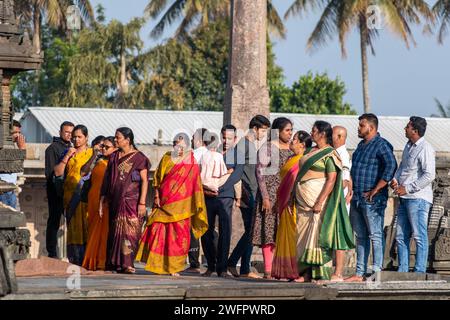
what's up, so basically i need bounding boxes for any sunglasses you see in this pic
[100,144,113,150]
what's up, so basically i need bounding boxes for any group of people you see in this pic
[41,112,436,281]
[46,123,150,273]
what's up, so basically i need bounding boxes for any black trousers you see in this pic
[188,230,200,268]
[45,180,64,258]
[201,197,234,274]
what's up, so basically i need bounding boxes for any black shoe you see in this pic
[218,272,233,279]
[227,266,240,278]
[202,270,214,277]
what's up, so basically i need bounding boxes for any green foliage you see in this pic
[11,27,78,111]
[271,72,356,115]
[140,19,230,110]
[11,6,354,115]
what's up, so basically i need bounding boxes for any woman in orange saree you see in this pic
[271,131,313,280]
[136,133,208,276]
[82,137,117,271]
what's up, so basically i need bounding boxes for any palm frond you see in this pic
[267,0,286,39]
[433,0,450,43]
[306,0,340,54]
[150,0,188,39]
[145,0,171,19]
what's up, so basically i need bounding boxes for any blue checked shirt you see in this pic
[351,133,397,202]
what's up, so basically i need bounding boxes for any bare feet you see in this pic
[123,267,136,274]
[344,275,364,282]
[240,272,262,279]
[171,272,180,277]
[328,274,344,282]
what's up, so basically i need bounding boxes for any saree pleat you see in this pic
[82,159,109,271]
[104,151,150,271]
[271,154,301,280]
[63,148,93,266]
[136,151,207,275]
[295,147,355,280]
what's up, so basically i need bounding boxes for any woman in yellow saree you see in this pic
[136,133,208,276]
[271,131,312,280]
[54,125,93,266]
[294,121,354,282]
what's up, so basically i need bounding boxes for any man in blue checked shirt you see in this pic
[345,113,397,282]
[390,117,435,274]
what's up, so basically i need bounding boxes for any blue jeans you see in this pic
[0,191,17,209]
[350,197,386,276]
[395,198,431,273]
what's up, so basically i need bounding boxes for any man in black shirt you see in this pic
[45,121,74,258]
[227,115,270,278]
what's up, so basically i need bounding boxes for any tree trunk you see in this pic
[32,3,42,106]
[360,22,371,114]
[115,45,129,108]
[32,3,41,54]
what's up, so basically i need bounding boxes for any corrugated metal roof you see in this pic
[21,107,450,152]
[13,112,23,121]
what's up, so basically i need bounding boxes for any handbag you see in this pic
[80,175,91,203]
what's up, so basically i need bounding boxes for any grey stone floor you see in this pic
[4,263,450,300]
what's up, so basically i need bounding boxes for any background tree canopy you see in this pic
[11,4,355,115]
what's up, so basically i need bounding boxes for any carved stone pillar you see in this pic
[0,0,43,296]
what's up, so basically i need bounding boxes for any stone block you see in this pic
[0,211,26,228]
[15,256,89,277]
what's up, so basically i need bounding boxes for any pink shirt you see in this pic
[201,150,228,192]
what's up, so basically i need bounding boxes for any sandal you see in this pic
[240,272,262,279]
[123,267,136,274]
[263,272,273,280]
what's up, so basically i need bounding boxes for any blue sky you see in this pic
[90,0,450,117]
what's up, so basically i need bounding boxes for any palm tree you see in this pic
[431,98,450,117]
[285,1,433,113]
[433,0,450,43]
[145,0,286,39]
[16,0,95,54]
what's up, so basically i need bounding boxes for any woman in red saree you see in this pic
[136,133,208,276]
[101,127,150,274]
[271,131,312,280]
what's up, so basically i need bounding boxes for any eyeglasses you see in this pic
[101,144,113,150]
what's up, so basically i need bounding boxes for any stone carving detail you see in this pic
[0,229,31,259]
[434,228,450,261]
[384,175,450,273]
[0,0,15,25]
[0,0,42,296]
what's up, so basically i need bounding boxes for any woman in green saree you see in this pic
[294,121,354,282]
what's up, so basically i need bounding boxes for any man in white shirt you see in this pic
[331,125,353,281]
[332,126,353,211]
[192,128,209,166]
[185,128,209,273]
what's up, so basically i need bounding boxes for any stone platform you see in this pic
[3,263,450,300]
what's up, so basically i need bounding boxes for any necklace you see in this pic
[118,151,138,181]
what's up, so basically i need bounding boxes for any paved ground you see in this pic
[4,264,450,300]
